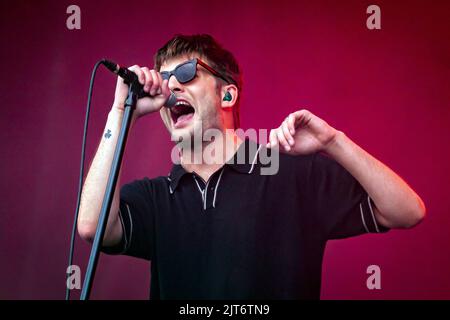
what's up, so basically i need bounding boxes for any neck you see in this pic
[180,129,243,181]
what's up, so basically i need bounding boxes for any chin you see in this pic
[170,126,195,145]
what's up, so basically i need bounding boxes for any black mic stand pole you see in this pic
[80,81,138,300]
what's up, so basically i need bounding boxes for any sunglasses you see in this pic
[160,58,235,86]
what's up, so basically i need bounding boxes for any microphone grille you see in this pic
[165,93,177,108]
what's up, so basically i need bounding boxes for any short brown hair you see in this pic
[154,34,242,128]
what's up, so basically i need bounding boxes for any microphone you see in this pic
[102,59,177,107]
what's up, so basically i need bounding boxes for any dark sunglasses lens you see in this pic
[160,72,170,81]
[175,62,196,83]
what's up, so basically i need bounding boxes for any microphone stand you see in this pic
[80,81,138,300]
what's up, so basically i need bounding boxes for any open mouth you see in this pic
[170,100,195,128]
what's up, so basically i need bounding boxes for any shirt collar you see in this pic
[167,163,188,194]
[167,138,262,192]
[225,138,262,174]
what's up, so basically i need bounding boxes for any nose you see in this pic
[167,74,184,93]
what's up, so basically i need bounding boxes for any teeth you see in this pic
[171,101,194,122]
[175,101,190,106]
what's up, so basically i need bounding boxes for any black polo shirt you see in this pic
[102,138,387,299]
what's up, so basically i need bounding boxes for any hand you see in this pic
[266,109,339,155]
[112,65,171,118]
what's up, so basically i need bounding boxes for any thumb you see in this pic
[161,79,171,99]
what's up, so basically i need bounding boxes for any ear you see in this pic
[220,84,238,109]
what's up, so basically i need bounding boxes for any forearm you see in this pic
[78,107,135,243]
[325,131,426,228]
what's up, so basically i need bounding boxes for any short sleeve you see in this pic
[309,153,389,240]
[101,178,154,260]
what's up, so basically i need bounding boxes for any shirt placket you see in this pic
[192,167,225,211]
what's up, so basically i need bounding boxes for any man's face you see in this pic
[159,55,223,142]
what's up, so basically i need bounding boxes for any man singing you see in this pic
[78,34,425,299]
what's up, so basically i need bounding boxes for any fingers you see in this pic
[156,72,164,95]
[281,120,294,146]
[287,113,295,135]
[266,125,292,151]
[160,79,170,98]
[266,109,314,151]
[276,123,290,151]
[292,109,312,128]
[149,69,160,96]
[140,67,159,95]
[267,129,278,149]
[128,65,145,86]
[140,67,152,92]
[129,65,165,96]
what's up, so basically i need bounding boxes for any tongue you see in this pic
[177,113,193,123]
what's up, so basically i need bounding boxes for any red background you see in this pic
[0,0,449,299]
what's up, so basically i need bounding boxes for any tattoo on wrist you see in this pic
[104,129,112,139]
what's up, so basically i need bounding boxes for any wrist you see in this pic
[109,106,124,119]
[323,130,346,156]
[109,105,140,126]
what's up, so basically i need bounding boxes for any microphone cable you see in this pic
[65,59,105,300]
